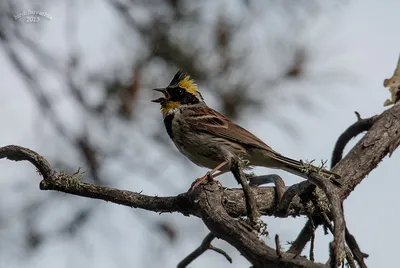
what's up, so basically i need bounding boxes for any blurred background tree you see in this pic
[0,0,399,267]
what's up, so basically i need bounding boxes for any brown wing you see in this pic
[185,106,280,154]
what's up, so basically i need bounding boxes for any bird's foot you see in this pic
[187,172,212,193]
[187,172,224,193]
[186,161,228,194]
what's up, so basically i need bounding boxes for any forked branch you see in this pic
[1,102,400,267]
[177,232,232,267]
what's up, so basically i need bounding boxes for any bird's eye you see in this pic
[176,88,185,95]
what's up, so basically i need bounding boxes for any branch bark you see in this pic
[1,103,400,267]
[334,103,400,199]
[177,232,232,267]
[0,145,308,218]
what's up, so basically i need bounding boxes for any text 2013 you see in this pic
[25,17,40,23]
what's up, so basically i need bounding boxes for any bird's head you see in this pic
[151,70,204,114]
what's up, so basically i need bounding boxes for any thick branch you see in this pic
[189,184,328,268]
[2,101,400,267]
[334,103,400,199]
[0,145,308,218]
[289,104,400,258]
[306,173,345,268]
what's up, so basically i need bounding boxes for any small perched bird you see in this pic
[152,70,341,189]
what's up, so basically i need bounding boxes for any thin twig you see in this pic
[231,159,259,228]
[344,247,357,268]
[287,218,321,256]
[307,173,345,268]
[248,174,286,202]
[309,218,315,262]
[319,212,358,268]
[275,234,282,258]
[177,232,232,267]
[209,245,233,263]
[277,181,315,216]
[345,227,368,268]
[177,233,214,267]
[331,114,377,168]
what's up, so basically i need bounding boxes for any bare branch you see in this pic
[189,184,328,268]
[344,247,357,268]
[2,101,400,267]
[277,181,315,216]
[275,234,282,258]
[309,218,316,262]
[319,212,363,268]
[248,174,286,201]
[287,218,321,255]
[331,114,377,168]
[177,232,232,267]
[307,173,345,268]
[334,103,400,199]
[345,227,368,268]
[0,145,308,219]
[208,245,233,264]
[231,159,259,228]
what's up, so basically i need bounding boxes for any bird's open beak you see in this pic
[151,88,169,103]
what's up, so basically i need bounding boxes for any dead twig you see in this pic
[331,114,377,168]
[248,174,286,202]
[276,181,316,216]
[208,245,233,263]
[309,218,316,262]
[345,227,368,268]
[306,173,345,268]
[318,212,358,268]
[231,159,259,228]
[177,232,232,267]
[287,218,321,256]
[275,234,282,258]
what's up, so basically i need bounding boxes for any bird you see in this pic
[151,70,341,190]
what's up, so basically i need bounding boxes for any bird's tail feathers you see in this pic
[271,154,342,187]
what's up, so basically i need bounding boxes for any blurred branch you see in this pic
[107,0,206,79]
[0,32,73,143]
[1,25,105,186]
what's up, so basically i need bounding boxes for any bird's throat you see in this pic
[161,101,180,115]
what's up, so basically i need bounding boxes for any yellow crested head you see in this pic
[169,70,198,95]
[177,74,197,95]
[152,70,205,113]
